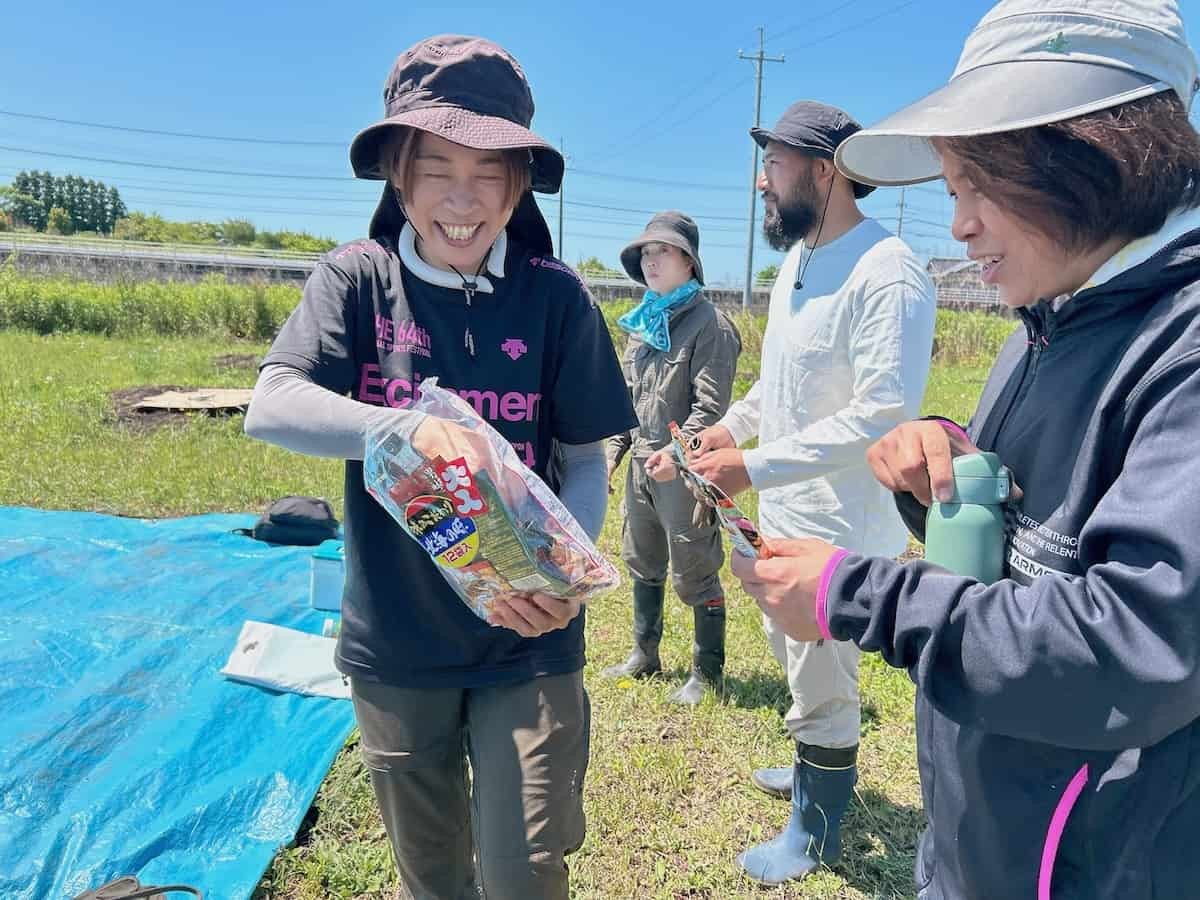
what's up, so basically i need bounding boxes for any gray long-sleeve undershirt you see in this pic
[244,363,609,541]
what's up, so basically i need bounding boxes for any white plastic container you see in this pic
[309,540,345,612]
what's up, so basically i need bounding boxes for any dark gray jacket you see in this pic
[607,293,742,467]
[825,227,1200,899]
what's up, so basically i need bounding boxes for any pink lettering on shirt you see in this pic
[376,316,432,358]
[357,364,542,461]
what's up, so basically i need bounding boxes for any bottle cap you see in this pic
[945,451,1011,504]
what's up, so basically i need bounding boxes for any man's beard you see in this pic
[762,173,819,251]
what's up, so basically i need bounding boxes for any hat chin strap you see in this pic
[393,185,424,243]
[794,176,836,291]
[392,184,497,359]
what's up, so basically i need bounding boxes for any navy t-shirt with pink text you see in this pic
[263,233,636,688]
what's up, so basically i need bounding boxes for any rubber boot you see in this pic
[601,581,664,679]
[750,766,792,800]
[669,598,725,705]
[735,742,858,884]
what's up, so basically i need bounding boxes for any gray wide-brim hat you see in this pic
[349,34,564,253]
[835,0,1200,187]
[619,211,704,285]
[751,100,875,199]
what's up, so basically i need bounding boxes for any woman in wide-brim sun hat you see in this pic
[730,2,1200,898]
[245,33,636,899]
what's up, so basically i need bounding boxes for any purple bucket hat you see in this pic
[350,35,564,251]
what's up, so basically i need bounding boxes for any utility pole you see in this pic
[897,186,907,239]
[739,27,784,310]
[558,138,565,259]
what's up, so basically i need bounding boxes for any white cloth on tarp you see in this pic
[220,620,350,700]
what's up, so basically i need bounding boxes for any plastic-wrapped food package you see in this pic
[363,378,620,621]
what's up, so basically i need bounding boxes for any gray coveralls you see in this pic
[608,293,742,604]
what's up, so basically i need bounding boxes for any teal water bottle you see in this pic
[924,451,1011,584]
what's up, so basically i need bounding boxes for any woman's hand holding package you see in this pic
[731,538,840,642]
[412,416,501,478]
[411,415,532,507]
[489,591,583,637]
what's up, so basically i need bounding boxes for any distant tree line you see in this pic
[1,171,126,234]
[112,212,336,253]
[0,170,336,252]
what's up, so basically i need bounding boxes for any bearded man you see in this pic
[654,101,937,883]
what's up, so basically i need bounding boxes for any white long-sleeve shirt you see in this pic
[720,218,937,555]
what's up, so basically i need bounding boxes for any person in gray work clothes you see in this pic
[603,211,742,705]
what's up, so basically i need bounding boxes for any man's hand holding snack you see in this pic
[645,423,737,484]
[687,448,752,498]
[690,423,736,455]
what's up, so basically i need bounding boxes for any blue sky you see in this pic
[2,1,1197,285]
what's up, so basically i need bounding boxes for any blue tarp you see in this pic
[0,507,357,900]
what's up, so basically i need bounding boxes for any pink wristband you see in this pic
[815,548,850,641]
[936,419,970,443]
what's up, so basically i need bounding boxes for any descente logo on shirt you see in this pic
[357,364,541,423]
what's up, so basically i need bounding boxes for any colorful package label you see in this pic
[403,494,480,569]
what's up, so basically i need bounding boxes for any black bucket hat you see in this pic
[619,211,705,286]
[349,34,564,253]
[751,100,876,199]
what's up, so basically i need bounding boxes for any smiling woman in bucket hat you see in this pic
[244,34,636,900]
[348,35,565,257]
[726,2,1200,898]
[601,212,741,706]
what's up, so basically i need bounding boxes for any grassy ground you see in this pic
[0,320,1001,900]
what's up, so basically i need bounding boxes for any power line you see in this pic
[47,181,374,204]
[905,216,950,230]
[120,195,367,218]
[534,195,747,223]
[587,75,754,165]
[583,66,737,163]
[563,229,751,251]
[566,166,743,192]
[769,0,860,44]
[0,144,354,181]
[578,19,765,164]
[0,144,751,192]
[779,0,921,54]
[532,202,748,233]
[1,166,753,225]
[107,189,753,234]
[0,167,370,195]
[0,109,343,146]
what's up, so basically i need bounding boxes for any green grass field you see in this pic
[0,306,1004,898]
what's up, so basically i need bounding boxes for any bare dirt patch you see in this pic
[109,385,250,433]
[212,353,260,371]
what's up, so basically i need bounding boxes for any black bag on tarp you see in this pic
[235,495,339,546]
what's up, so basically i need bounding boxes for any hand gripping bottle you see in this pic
[924,451,1011,584]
